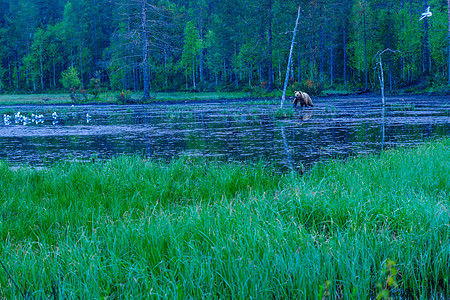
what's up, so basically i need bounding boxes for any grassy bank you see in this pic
[0,91,253,105]
[0,89,363,106]
[0,93,74,105]
[0,140,449,298]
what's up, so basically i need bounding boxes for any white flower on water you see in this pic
[35,114,44,124]
[14,112,23,123]
[22,116,30,125]
[52,112,59,125]
[3,114,11,125]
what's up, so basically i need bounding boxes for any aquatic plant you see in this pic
[274,108,294,118]
[389,103,416,111]
[324,104,339,113]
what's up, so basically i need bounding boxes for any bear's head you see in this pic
[294,91,301,98]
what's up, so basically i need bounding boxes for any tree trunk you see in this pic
[330,46,334,87]
[363,0,368,90]
[379,54,385,105]
[8,54,12,87]
[423,0,430,76]
[133,65,137,92]
[15,60,19,90]
[297,45,302,83]
[320,26,324,81]
[142,0,150,100]
[199,3,204,86]
[448,0,450,84]
[376,49,398,105]
[192,55,196,89]
[39,44,44,90]
[309,38,313,79]
[53,59,56,87]
[343,22,347,87]
[267,0,273,91]
[234,43,238,87]
[79,40,84,88]
[277,51,281,84]
[281,6,301,109]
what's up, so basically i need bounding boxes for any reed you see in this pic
[274,107,294,118]
[0,140,448,298]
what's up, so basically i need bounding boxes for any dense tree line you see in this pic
[0,0,449,97]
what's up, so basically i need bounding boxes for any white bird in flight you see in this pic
[419,6,432,21]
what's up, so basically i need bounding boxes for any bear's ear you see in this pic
[294,91,298,93]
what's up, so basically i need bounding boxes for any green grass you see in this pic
[0,93,74,105]
[0,140,449,298]
[274,107,295,118]
[0,91,253,105]
[148,91,251,101]
[389,103,416,111]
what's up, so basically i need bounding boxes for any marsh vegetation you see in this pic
[0,139,448,298]
[0,94,448,297]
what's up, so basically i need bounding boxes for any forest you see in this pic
[0,0,449,98]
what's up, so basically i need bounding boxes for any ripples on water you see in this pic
[1,95,449,172]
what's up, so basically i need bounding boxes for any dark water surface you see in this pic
[1,95,449,172]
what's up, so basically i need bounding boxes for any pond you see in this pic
[1,94,449,172]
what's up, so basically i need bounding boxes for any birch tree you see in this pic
[181,21,201,90]
[281,6,301,109]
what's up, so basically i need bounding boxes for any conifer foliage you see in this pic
[0,0,449,94]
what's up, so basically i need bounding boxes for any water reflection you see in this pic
[280,126,294,172]
[0,95,449,170]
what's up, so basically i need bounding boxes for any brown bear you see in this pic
[293,91,313,107]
